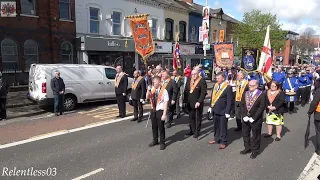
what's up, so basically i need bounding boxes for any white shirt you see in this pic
[249,89,258,97]
[155,88,169,111]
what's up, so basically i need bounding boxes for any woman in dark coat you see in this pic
[264,81,285,141]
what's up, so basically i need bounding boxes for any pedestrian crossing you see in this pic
[78,106,133,120]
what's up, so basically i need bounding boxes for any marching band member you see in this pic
[171,70,183,119]
[146,76,169,150]
[306,68,313,103]
[130,70,146,123]
[282,70,298,114]
[161,70,178,128]
[234,71,248,131]
[184,69,207,138]
[240,80,266,159]
[272,67,286,85]
[208,72,232,149]
[265,81,285,141]
[297,70,308,107]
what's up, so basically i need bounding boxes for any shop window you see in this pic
[1,38,19,72]
[20,0,36,15]
[165,18,174,41]
[59,0,71,20]
[24,40,38,71]
[89,7,100,34]
[148,18,158,38]
[60,42,73,63]
[112,11,122,35]
[105,68,117,79]
[179,21,186,42]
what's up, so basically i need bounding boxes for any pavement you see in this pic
[0,102,319,180]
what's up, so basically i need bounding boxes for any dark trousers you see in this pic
[214,114,228,145]
[314,120,320,151]
[189,107,203,135]
[166,105,175,124]
[235,102,242,129]
[296,88,301,103]
[242,121,262,153]
[132,99,143,119]
[288,102,295,112]
[116,94,126,117]
[306,86,311,102]
[0,98,7,119]
[299,87,308,106]
[175,96,180,116]
[151,110,165,144]
[54,94,64,113]
[230,92,236,117]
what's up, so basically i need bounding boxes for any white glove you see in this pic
[249,117,254,123]
[208,107,212,113]
[290,89,294,92]
[285,90,289,93]
[140,99,144,102]
[225,114,230,118]
[147,86,152,91]
[122,93,126,96]
[243,116,249,122]
[129,96,132,100]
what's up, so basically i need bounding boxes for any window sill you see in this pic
[59,19,74,22]
[20,14,39,18]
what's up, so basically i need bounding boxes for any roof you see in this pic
[146,0,189,11]
[286,30,299,35]
[222,14,240,24]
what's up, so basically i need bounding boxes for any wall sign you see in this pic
[154,41,172,53]
[1,2,16,17]
[180,45,195,55]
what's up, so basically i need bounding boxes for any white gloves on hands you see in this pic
[122,93,126,96]
[243,116,249,122]
[290,89,294,92]
[249,117,254,123]
[285,90,289,93]
[225,114,230,118]
[140,99,144,103]
[208,107,212,113]
[129,96,132,100]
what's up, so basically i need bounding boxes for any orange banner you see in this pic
[214,44,234,68]
[126,14,154,61]
[219,30,225,42]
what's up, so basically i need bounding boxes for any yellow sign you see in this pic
[219,30,225,42]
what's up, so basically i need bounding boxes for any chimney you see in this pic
[182,0,193,3]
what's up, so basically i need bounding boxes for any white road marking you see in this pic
[71,168,104,180]
[0,112,150,150]
[297,153,320,180]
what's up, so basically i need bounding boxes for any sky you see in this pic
[194,0,320,35]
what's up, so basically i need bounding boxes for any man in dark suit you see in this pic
[234,71,249,131]
[207,72,232,149]
[240,80,266,159]
[161,70,178,128]
[307,88,320,155]
[115,66,128,118]
[172,70,183,119]
[130,70,146,123]
[184,69,207,138]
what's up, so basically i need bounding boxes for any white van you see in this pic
[28,64,133,111]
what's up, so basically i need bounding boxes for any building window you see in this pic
[112,11,121,35]
[1,38,19,71]
[60,42,73,63]
[59,0,71,20]
[165,18,174,41]
[89,8,99,34]
[24,40,38,71]
[179,21,186,42]
[148,18,157,38]
[20,0,36,15]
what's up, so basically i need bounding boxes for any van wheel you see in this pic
[64,95,76,111]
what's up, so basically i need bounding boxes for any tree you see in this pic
[232,10,286,57]
[295,28,316,62]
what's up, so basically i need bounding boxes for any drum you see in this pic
[286,92,296,102]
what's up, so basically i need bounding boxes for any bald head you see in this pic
[191,69,199,80]
[133,70,140,78]
[248,80,258,92]
[116,66,122,73]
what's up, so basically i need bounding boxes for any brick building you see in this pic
[0,0,76,85]
[274,31,299,66]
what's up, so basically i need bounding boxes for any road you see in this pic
[0,104,318,180]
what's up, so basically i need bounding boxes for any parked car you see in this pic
[28,64,133,111]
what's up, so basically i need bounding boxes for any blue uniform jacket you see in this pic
[283,77,299,102]
[259,74,266,85]
[306,73,313,86]
[272,72,286,83]
[298,76,308,87]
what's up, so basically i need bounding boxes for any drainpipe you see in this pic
[48,0,54,63]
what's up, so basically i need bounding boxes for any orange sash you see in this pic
[115,72,124,87]
[132,76,143,90]
[211,82,229,107]
[190,77,202,93]
[235,80,248,101]
[267,90,280,105]
[150,82,169,111]
[171,76,181,82]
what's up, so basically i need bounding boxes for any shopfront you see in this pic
[77,36,136,77]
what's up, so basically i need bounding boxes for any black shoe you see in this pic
[315,150,320,156]
[166,123,172,128]
[240,149,251,155]
[275,137,281,141]
[185,132,194,136]
[148,141,159,147]
[289,111,293,114]
[193,134,199,138]
[160,144,166,150]
[250,152,258,159]
[264,134,272,138]
[177,114,181,119]
[116,115,121,118]
[60,112,63,115]
[131,118,138,121]
[301,104,305,107]
[137,119,142,123]
[234,127,242,131]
